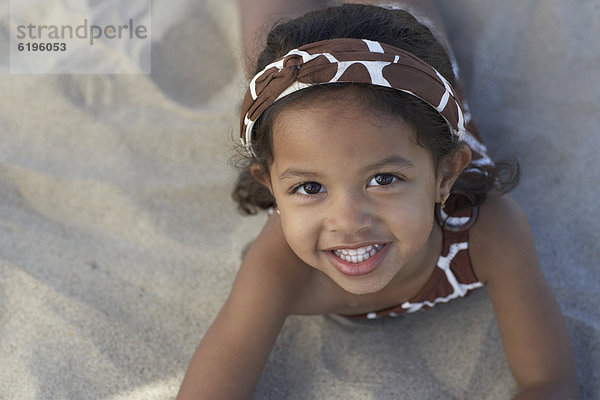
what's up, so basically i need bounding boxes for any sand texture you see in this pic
[0,0,598,398]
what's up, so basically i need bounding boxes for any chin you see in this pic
[335,275,390,296]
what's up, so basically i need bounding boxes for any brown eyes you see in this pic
[293,182,324,195]
[367,173,402,188]
[371,174,396,186]
[291,173,401,198]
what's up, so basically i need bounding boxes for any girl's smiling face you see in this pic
[260,96,452,295]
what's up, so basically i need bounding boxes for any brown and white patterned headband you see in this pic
[240,38,467,158]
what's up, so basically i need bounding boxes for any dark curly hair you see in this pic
[231,3,519,215]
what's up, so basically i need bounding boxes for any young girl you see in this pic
[177,2,577,399]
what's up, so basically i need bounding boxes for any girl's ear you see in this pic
[250,164,272,192]
[437,144,472,199]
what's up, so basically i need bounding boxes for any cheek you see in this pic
[280,213,321,258]
[387,198,435,243]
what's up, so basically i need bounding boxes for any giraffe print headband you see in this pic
[240,38,467,158]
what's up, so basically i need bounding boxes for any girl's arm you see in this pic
[176,215,312,399]
[471,194,578,399]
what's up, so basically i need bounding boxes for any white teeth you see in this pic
[333,244,384,263]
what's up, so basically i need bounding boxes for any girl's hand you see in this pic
[470,194,578,399]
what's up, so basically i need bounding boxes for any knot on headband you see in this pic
[240,38,467,158]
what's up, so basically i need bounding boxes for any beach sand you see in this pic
[0,0,598,398]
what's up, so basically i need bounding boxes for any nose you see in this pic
[324,191,373,234]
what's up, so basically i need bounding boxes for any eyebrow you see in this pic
[361,155,415,173]
[278,168,320,182]
[278,155,415,182]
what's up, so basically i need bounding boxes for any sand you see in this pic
[0,0,598,398]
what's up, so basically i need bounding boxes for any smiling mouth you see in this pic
[332,244,385,263]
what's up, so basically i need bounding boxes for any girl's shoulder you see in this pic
[468,193,535,284]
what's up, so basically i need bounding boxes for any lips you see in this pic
[325,243,390,276]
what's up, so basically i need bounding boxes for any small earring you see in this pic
[276,209,280,215]
[441,193,450,210]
